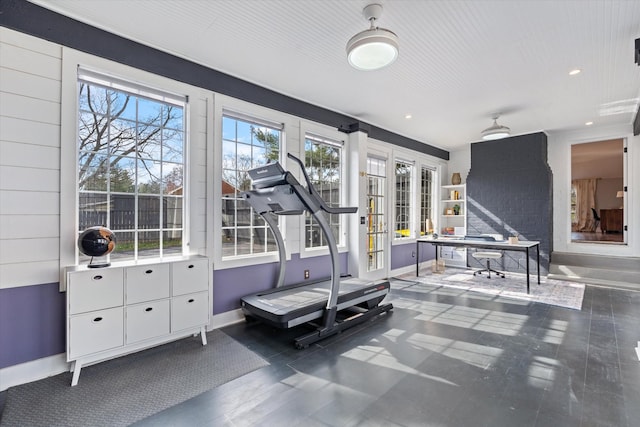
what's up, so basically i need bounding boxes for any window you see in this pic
[394,160,413,239]
[77,70,187,262]
[304,134,344,248]
[221,112,282,258]
[420,166,435,235]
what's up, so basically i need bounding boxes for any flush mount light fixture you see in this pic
[569,68,582,76]
[346,3,399,71]
[481,114,511,140]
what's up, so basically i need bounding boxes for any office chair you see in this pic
[591,208,600,232]
[464,235,505,279]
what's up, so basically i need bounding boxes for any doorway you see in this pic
[571,138,625,244]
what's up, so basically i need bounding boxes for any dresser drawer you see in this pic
[125,263,170,304]
[171,291,209,332]
[68,268,124,314]
[172,258,209,296]
[125,299,170,344]
[68,307,124,359]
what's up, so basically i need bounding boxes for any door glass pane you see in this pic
[367,157,386,273]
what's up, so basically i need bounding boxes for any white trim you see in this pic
[59,47,209,291]
[0,308,247,390]
[299,120,349,259]
[0,353,69,392]
[208,308,245,330]
[213,95,301,271]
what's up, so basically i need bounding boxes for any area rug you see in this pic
[393,268,585,310]
[0,329,269,427]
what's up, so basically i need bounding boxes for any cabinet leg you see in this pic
[71,360,83,386]
[200,326,207,346]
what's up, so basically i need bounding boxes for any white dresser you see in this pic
[65,256,210,386]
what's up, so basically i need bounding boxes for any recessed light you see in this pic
[585,121,593,126]
[569,69,581,76]
[405,114,412,119]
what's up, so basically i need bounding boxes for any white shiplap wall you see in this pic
[0,27,212,290]
[0,28,62,289]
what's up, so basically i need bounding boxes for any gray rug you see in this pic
[0,330,269,427]
[395,268,585,310]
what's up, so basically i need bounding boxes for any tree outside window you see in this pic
[77,80,186,262]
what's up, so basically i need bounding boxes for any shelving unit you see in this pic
[65,256,210,386]
[439,184,467,267]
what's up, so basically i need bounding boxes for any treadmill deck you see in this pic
[241,277,390,328]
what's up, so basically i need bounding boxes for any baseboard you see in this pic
[208,308,245,330]
[1,309,247,391]
[0,353,69,392]
[390,264,416,278]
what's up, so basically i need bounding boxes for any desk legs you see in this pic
[416,241,420,276]
[536,244,541,284]
[525,247,530,294]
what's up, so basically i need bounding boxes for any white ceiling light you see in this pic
[481,114,511,140]
[346,4,399,71]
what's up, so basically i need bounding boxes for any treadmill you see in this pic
[240,153,392,348]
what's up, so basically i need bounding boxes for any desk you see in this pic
[600,209,623,233]
[416,238,541,294]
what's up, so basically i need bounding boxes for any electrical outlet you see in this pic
[304,269,310,279]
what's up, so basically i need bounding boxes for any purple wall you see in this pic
[0,252,351,369]
[0,283,66,369]
[212,252,350,314]
[391,241,435,271]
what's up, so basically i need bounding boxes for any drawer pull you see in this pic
[188,298,195,303]
[188,264,194,269]
[93,275,103,280]
[93,317,103,322]
[145,269,153,274]
[145,307,153,312]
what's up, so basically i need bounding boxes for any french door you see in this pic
[362,154,389,280]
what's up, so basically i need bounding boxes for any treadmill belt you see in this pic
[242,277,389,323]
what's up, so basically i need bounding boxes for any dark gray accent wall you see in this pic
[466,132,553,274]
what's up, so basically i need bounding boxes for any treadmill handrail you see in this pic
[287,153,357,214]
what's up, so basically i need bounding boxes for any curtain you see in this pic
[573,178,597,231]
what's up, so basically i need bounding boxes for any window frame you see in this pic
[76,67,188,263]
[299,122,349,259]
[60,48,209,290]
[219,109,284,260]
[393,158,415,241]
[212,96,295,270]
[390,148,441,246]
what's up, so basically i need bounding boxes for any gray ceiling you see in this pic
[29,0,640,151]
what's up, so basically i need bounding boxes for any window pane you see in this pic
[78,112,109,154]
[163,164,183,195]
[111,194,135,231]
[109,118,137,157]
[77,78,186,263]
[395,161,412,239]
[79,154,108,192]
[78,192,108,231]
[110,231,135,260]
[163,230,182,256]
[79,84,108,115]
[138,195,160,229]
[164,196,183,228]
[110,156,135,193]
[163,131,183,163]
[164,105,183,132]
[304,136,342,248]
[138,230,160,259]
[137,159,162,194]
[137,97,163,126]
